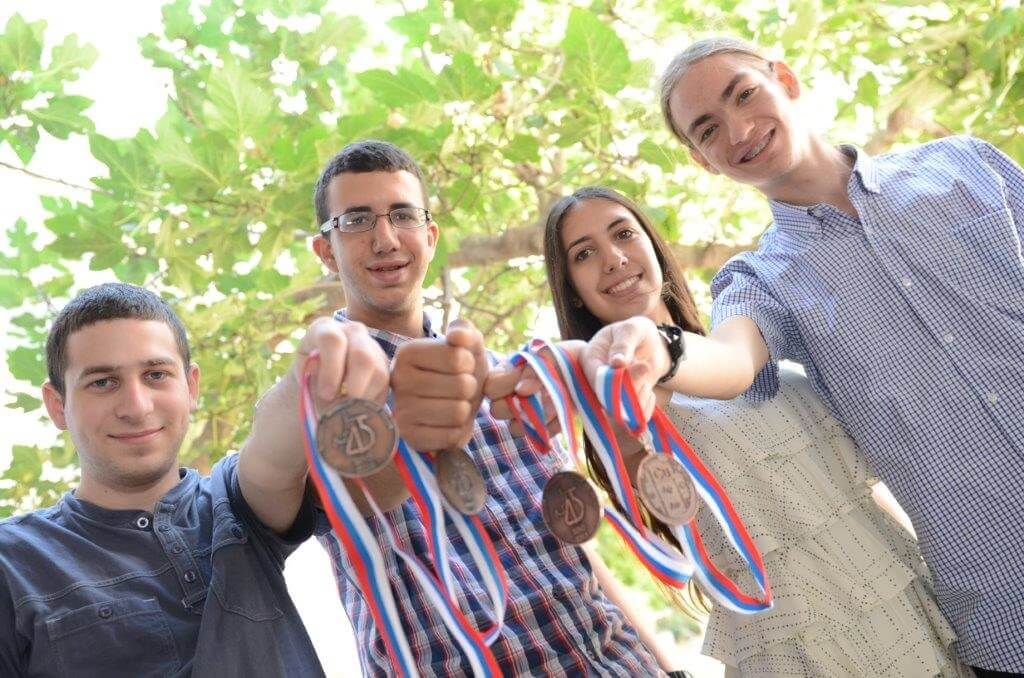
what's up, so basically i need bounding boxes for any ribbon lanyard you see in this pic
[298,358,506,677]
[511,340,772,613]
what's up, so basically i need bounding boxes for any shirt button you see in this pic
[230,525,244,539]
[987,392,999,405]
[943,333,954,344]
[135,516,150,530]
[900,277,912,288]
[184,570,197,583]
[171,543,184,554]
[98,605,113,619]
[159,524,170,532]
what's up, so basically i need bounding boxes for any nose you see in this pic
[727,112,755,146]
[372,215,401,254]
[114,377,154,421]
[602,245,627,273]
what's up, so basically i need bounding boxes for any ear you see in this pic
[425,219,439,256]
[770,60,801,100]
[312,234,339,273]
[186,363,201,412]
[688,146,719,175]
[42,381,68,430]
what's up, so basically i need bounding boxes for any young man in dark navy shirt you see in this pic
[0,282,388,677]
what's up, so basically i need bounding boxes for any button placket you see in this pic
[154,502,207,605]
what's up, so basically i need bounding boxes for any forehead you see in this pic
[560,198,639,246]
[65,319,180,374]
[326,170,426,213]
[669,53,766,120]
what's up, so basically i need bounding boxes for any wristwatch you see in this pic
[655,323,686,384]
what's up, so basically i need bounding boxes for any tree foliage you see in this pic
[1,3,1021,624]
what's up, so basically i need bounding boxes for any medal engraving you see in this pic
[542,471,602,544]
[317,398,396,477]
[636,454,698,526]
[435,447,486,515]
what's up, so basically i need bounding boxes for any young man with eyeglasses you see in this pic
[239,140,682,676]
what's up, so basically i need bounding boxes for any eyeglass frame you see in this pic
[318,206,432,236]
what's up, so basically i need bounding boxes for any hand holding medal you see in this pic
[298,318,507,678]
[496,336,772,615]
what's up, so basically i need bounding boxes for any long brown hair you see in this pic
[543,186,710,615]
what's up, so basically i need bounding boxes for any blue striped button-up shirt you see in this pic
[711,136,1024,671]
[317,310,662,676]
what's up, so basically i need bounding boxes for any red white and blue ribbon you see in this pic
[507,340,772,614]
[298,356,507,677]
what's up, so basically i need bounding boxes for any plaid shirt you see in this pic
[317,310,661,677]
[711,136,1024,672]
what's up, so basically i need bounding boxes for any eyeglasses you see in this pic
[319,207,431,236]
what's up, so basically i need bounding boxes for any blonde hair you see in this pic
[659,37,771,146]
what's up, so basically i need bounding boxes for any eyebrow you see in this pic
[77,357,178,382]
[565,217,629,252]
[687,73,746,135]
[338,201,417,214]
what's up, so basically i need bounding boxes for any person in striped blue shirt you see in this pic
[579,36,1024,676]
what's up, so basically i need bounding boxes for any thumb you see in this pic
[446,317,482,351]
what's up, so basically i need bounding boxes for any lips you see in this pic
[603,273,642,295]
[366,260,409,284]
[109,428,163,443]
[738,129,774,164]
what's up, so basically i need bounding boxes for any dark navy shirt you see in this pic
[0,453,325,678]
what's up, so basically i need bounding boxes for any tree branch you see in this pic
[0,160,108,196]
[448,224,754,270]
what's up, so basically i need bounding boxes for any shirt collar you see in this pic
[332,308,438,353]
[842,143,880,194]
[768,144,879,235]
[61,467,198,525]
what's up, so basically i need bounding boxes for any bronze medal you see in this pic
[316,398,396,478]
[541,471,602,544]
[435,447,487,515]
[636,453,698,526]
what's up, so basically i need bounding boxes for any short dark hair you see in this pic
[46,283,191,397]
[312,139,429,226]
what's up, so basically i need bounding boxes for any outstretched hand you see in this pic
[581,317,669,421]
[390,317,487,451]
[294,316,390,405]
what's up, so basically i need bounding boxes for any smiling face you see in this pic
[313,170,438,332]
[666,52,809,193]
[560,198,671,325]
[42,319,199,500]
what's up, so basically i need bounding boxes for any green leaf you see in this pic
[203,59,273,139]
[638,139,684,173]
[314,14,367,58]
[7,392,42,412]
[356,68,439,108]
[438,53,499,102]
[453,0,519,34]
[45,34,98,80]
[503,134,539,163]
[29,94,93,139]
[561,9,630,94]
[0,14,44,72]
[5,124,40,164]
[89,133,150,195]
[8,346,45,383]
[388,0,442,43]
[2,445,43,486]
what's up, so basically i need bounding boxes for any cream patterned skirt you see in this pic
[666,366,969,678]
